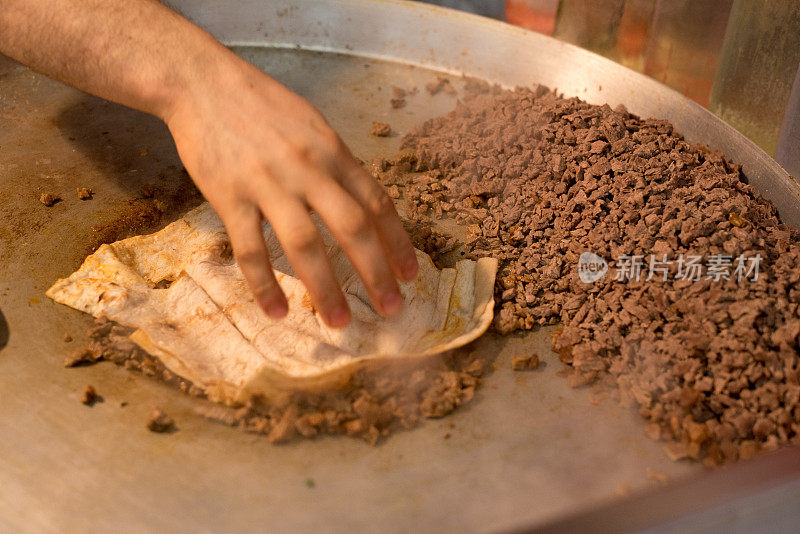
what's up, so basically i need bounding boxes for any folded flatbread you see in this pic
[47,203,497,404]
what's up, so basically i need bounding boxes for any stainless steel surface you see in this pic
[1,1,799,532]
[776,64,800,179]
[531,445,800,534]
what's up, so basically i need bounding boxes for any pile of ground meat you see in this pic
[383,79,800,465]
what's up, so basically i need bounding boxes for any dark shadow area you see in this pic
[0,306,9,351]
[54,94,183,198]
[53,95,204,248]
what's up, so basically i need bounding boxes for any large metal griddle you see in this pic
[1,1,798,532]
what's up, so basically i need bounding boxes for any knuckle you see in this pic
[287,142,312,162]
[367,189,395,217]
[284,225,319,254]
[340,209,371,240]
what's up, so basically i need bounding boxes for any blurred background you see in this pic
[423,0,800,177]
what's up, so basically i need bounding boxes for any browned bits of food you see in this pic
[82,317,489,446]
[267,405,298,444]
[728,211,747,227]
[370,121,392,137]
[390,97,406,109]
[198,354,488,446]
[153,278,174,290]
[62,333,73,343]
[425,75,455,96]
[140,183,156,198]
[76,187,93,200]
[399,80,800,464]
[147,407,175,433]
[511,353,540,371]
[386,185,401,199]
[39,192,60,207]
[392,86,407,99]
[64,348,101,367]
[81,385,99,406]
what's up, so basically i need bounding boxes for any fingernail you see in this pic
[402,256,419,280]
[382,291,403,315]
[262,297,288,319]
[329,305,351,328]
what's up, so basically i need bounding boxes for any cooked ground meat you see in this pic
[146,408,174,433]
[390,97,406,109]
[64,348,101,367]
[196,350,488,446]
[393,80,800,465]
[426,75,456,96]
[511,353,540,371]
[39,192,60,206]
[76,187,93,200]
[79,318,491,446]
[370,121,392,137]
[81,385,99,406]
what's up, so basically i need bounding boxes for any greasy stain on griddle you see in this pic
[83,167,202,258]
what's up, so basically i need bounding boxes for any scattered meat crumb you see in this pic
[81,385,99,406]
[425,75,455,96]
[268,405,298,444]
[64,348,101,367]
[370,121,391,137]
[39,192,60,207]
[147,407,175,433]
[76,187,93,200]
[390,97,406,109]
[62,333,73,343]
[511,353,540,371]
[392,86,407,98]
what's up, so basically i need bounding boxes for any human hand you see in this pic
[164,54,418,327]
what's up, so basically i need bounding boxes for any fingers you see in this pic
[305,177,403,317]
[260,196,351,328]
[224,204,288,319]
[335,156,419,281]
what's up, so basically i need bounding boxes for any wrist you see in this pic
[158,32,241,126]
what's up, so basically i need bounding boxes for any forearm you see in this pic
[1,0,418,325]
[0,0,232,121]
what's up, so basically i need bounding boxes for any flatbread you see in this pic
[47,203,497,404]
